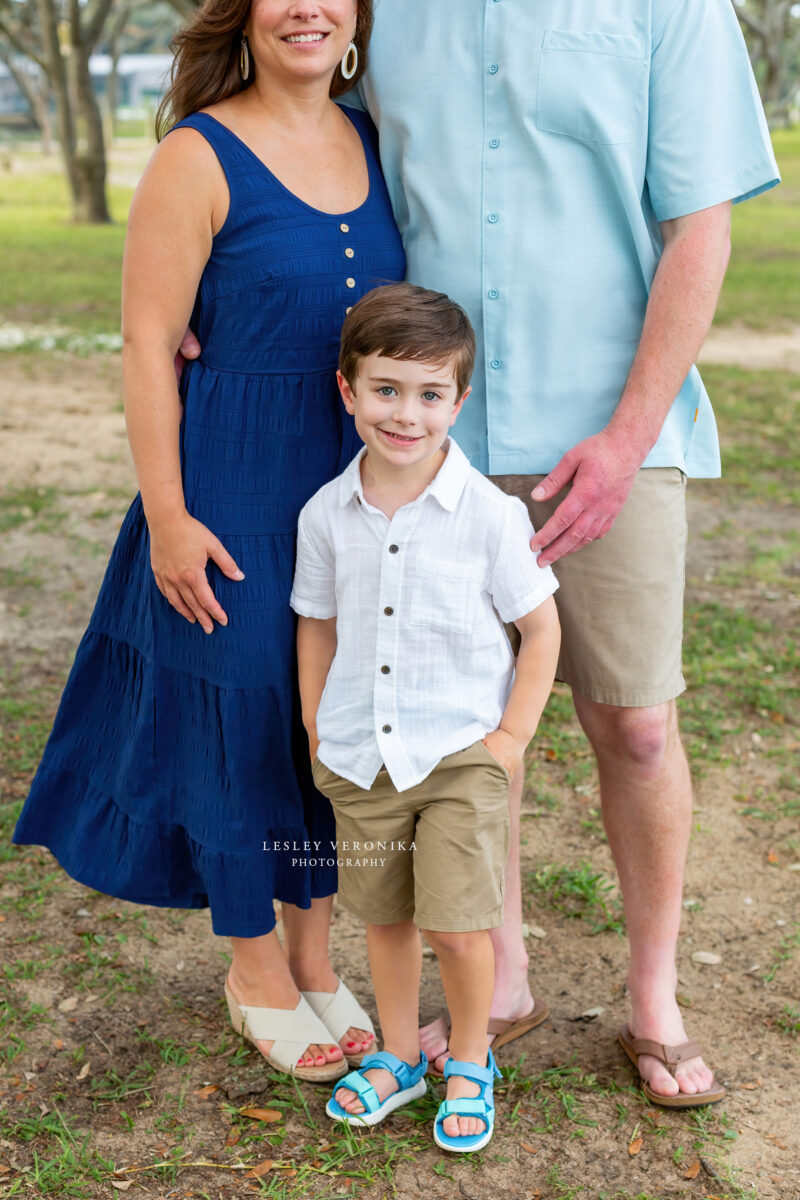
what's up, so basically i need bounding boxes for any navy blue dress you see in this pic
[13,108,406,937]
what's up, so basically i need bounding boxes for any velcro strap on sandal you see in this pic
[360,1050,426,1089]
[336,1070,380,1113]
[438,1098,488,1118]
[443,1056,496,1085]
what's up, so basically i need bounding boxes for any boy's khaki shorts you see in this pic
[492,467,688,708]
[311,740,510,933]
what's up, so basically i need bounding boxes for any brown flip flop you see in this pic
[618,1023,726,1108]
[428,996,549,1077]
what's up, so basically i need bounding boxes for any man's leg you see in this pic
[572,693,714,1098]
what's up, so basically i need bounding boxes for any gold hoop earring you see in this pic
[340,40,358,81]
[240,33,251,82]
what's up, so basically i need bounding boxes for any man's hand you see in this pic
[482,728,526,778]
[173,326,202,386]
[307,730,320,764]
[529,429,642,567]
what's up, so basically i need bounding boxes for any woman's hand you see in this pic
[150,512,244,633]
[482,728,526,778]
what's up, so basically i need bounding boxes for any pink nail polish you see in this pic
[316,1055,325,1064]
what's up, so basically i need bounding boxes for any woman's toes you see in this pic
[321,1042,344,1063]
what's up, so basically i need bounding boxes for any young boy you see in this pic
[290,283,560,1153]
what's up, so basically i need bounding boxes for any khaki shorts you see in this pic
[492,467,687,708]
[311,740,510,932]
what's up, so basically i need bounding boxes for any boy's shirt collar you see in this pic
[337,436,471,513]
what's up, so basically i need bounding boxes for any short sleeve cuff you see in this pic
[289,592,337,620]
[651,167,780,223]
[496,573,559,625]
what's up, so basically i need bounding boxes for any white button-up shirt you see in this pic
[290,440,559,792]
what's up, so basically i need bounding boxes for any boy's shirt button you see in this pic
[382,724,392,734]
[384,606,394,615]
[380,665,390,674]
[389,544,399,553]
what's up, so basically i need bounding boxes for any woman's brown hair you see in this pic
[156,1,373,140]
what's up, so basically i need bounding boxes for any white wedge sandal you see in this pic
[225,979,348,1082]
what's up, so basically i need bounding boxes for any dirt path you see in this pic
[701,325,800,373]
[1,354,798,1200]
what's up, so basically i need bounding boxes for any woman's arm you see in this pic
[297,616,338,762]
[483,596,561,777]
[122,128,241,633]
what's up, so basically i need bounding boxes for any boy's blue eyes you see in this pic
[375,386,441,402]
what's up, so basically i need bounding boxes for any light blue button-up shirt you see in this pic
[353,0,779,476]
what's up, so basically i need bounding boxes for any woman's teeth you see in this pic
[285,33,326,43]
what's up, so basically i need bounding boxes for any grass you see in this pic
[527,861,624,935]
[0,170,131,338]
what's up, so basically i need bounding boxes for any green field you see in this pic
[0,128,797,342]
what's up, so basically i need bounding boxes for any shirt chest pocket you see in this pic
[535,30,647,146]
[408,558,480,637]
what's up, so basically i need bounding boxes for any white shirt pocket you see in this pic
[535,30,646,146]
[408,558,480,636]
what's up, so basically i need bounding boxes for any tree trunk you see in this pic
[68,0,111,223]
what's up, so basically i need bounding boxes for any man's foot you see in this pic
[626,997,716,1099]
[421,979,537,1075]
[226,968,344,1068]
[291,962,375,1061]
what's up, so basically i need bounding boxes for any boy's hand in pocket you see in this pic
[482,728,525,778]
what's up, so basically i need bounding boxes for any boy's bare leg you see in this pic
[420,766,535,1072]
[333,919,423,1113]
[281,895,375,1058]
[425,927,496,1138]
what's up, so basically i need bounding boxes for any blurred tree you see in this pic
[733,0,800,124]
[0,0,117,222]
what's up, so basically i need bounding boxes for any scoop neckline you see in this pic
[195,107,373,219]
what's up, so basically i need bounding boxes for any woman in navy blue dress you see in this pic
[14,0,405,1081]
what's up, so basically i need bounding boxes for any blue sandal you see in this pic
[325,1050,428,1126]
[433,1049,502,1153]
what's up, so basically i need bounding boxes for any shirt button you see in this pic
[384,606,394,615]
[345,247,355,258]
[488,288,499,299]
[487,212,498,224]
[382,724,392,734]
[488,63,498,74]
[388,544,399,554]
[491,358,501,369]
[345,277,356,288]
[340,222,350,233]
[380,665,390,675]
[489,138,500,149]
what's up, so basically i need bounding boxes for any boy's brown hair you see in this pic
[339,283,476,396]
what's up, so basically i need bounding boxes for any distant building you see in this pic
[0,54,172,125]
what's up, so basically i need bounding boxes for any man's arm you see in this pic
[297,615,338,762]
[530,201,731,568]
[482,596,561,777]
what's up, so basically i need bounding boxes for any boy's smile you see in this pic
[338,353,470,487]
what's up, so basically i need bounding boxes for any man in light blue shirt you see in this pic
[353,0,778,1105]
[178,0,778,1106]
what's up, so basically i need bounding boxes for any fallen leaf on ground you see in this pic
[739,1082,758,1090]
[684,1161,701,1179]
[245,1159,274,1178]
[76,1062,90,1080]
[691,951,722,965]
[766,851,780,864]
[58,996,79,1013]
[628,1136,643,1156]
[194,1084,219,1099]
[0,1166,12,1175]
[239,1108,282,1123]
[225,1126,241,1146]
[518,1142,538,1154]
[53,1039,64,1050]
[110,1182,133,1191]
